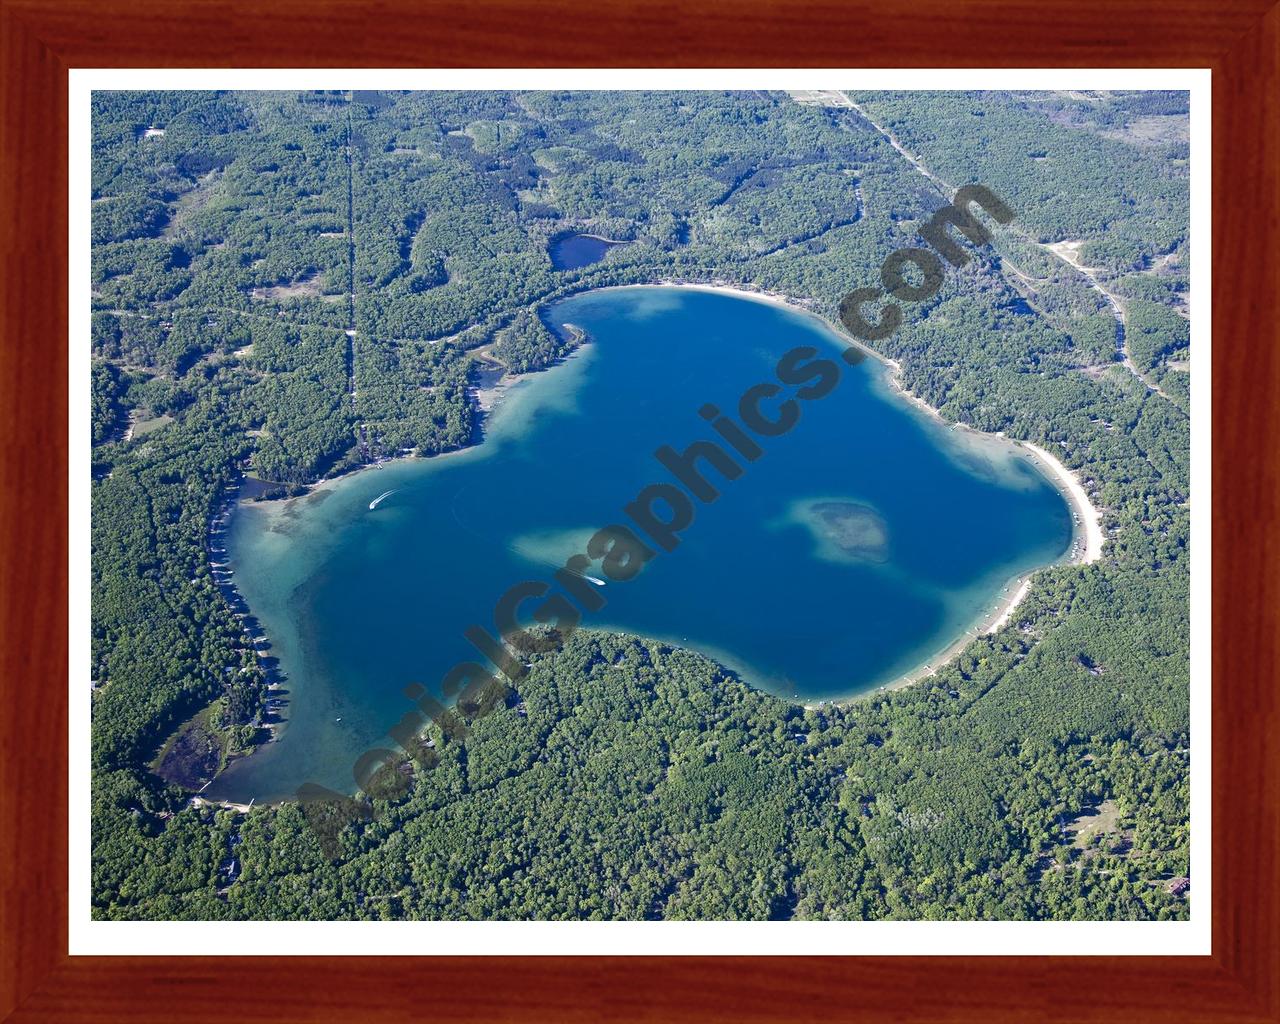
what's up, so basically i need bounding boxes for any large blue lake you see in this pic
[209,287,1073,801]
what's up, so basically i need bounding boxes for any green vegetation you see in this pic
[851,89,1192,413]
[90,89,1191,921]
[97,630,1190,921]
[851,90,1190,271]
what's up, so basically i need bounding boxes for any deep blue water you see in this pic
[209,287,1072,801]
[548,233,624,269]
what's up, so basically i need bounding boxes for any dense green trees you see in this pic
[850,90,1189,265]
[90,361,127,444]
[851,89,1192,413]
[90,88,1190,922]
[94,630,1189,921]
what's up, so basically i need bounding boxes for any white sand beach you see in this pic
[1020,442,1105,564]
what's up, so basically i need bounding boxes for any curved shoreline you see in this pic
[1020,441,1104,564]
[223,280,1106,727]
[631,282,1106,702]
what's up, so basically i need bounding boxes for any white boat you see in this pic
[585,575,606,586]
[368,490,396,510]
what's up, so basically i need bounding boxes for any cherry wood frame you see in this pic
[2,1,1276,1020]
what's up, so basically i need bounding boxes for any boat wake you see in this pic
[368,490,396,510]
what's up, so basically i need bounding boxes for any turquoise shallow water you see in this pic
[207,287,1072,801]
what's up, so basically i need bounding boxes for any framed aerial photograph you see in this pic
[2,1,1277,1021]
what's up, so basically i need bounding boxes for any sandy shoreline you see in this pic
[1019,442,1104,564]
[987,579,1033,633]
[841,568,1036,704]
[190,795,257,813]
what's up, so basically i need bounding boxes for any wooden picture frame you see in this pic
[2,1,1274,1019]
